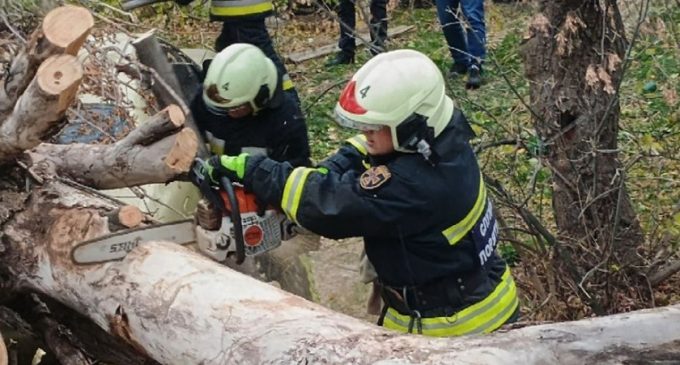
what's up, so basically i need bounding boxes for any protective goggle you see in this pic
[333,109,384,132]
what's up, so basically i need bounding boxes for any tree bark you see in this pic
[24,105,197,189]
[2,180,680,364]
[0,54,83,164]
[0,5,93,121]
[521,0,645,315]
[132,30,209,158]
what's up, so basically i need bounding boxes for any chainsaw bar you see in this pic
[71,219,195,265]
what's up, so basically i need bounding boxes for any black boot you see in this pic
[325,52,355,67]
[448,63,468,78]
[466,65,482,89]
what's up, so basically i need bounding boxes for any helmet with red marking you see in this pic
[334,49,454,153]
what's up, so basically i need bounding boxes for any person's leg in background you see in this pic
[434,0,470,77]
[327,0,357,66]
[214,21,238,52]
[461,0,486,89]
[368,0,388,56]
[225,18,301,103]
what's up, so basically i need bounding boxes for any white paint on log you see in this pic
[6,183,680,364]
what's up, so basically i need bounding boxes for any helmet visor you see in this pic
[334,110,383,132]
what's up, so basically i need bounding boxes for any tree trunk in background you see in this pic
[521,0,645,316]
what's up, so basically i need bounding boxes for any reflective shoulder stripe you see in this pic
[210,0,272,16]
[346,134,368,155]
[281,74,294,91]
[281,167,315,223]
[442,174,487,245]
[382,266,518,337]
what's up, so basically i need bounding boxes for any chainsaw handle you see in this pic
[220,176,246,265]
[121,0,171,11]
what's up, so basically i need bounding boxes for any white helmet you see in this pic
[202,43,278,114]
[334,49,454,153]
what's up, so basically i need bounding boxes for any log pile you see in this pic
[0,5,679,365]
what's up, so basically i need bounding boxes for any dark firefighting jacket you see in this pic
[190,85,310,168]
[242,110,518,336]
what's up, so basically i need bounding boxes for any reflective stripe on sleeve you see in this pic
[442,174,487,245]
[346,134,368,155]
[281,167,315,223]
[382,266,519,337]
[210,0,272,16]
[282,74,294,91]
[205,131,225,155]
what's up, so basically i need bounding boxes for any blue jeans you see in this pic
[435,0,486,68]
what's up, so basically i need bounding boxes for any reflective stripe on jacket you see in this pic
[210,0,273,19]
[382,265,518,336]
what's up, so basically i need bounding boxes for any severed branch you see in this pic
[0,54,83,164]
[24,105,197,189]
[649,261,680,287]
[0,5,93,121]
[132,30,209,158]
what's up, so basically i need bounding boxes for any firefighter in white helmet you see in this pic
[191,43,310,168]
[172,0,299,103]
[200,49,519,336]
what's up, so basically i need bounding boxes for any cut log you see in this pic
[132,30,209,158]
[2,180,680,365]
[107,205,144,229]
[0,5,93,120]
[0,54,83,164]
[118,104,185,148]
[26,124,197,189]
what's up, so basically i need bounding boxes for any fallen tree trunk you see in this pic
[2,179,680,364]
[24,105,197,189]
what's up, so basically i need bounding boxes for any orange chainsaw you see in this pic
[71,158,297,265]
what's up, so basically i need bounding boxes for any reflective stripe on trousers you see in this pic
[382,266,519,337]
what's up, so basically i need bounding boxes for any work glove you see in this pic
[201,153,249,184]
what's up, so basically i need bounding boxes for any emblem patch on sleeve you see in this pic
[360,165,392,190]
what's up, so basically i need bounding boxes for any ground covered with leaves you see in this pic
[2,0,678,323]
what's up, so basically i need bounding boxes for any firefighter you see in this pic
[199,49,519,336]
[190,43,310,167]
[175,0,299,103]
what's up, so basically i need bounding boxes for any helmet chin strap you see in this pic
[416,139,440,166]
